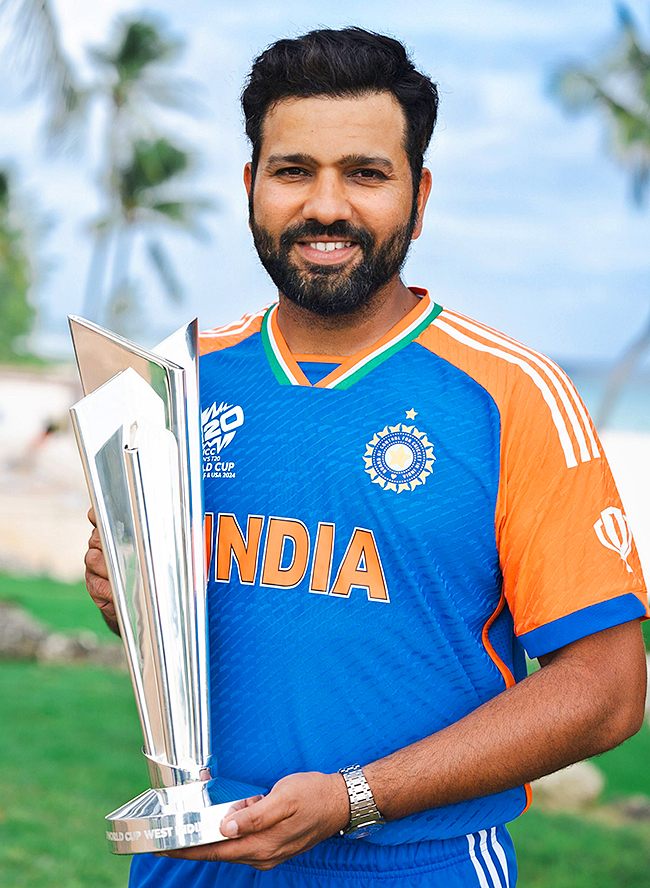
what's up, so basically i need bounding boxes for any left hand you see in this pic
[161,771,350,870]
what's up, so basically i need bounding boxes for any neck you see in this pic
[276,277,419,357]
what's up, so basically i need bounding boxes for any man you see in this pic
[85,27,648,888]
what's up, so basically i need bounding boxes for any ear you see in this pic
[244,162,253,198]
[411,168,432,241]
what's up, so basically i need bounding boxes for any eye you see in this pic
[351,169,388,181]
[274,167,310,178]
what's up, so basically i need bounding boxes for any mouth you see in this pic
[293,240,359,266]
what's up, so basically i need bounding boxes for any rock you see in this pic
[37,632,88,663]
[36,629,125,669]
[87,642,126,670]
[619,794,650,820]
[0,600,47,658]
[531,761,605,811]
[0,600,125,669]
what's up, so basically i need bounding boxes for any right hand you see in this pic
[85,508,120,635]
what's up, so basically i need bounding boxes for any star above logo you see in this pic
[405,408,418,420]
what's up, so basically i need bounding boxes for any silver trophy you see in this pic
[69,316,262,855]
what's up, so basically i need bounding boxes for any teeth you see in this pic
[309,241,353,252]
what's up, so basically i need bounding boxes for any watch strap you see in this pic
[338,764,385,837]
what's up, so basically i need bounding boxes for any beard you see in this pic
[250,208,417,318]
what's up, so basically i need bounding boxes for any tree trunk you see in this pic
[81,228,112,321]
[596,307,650,428]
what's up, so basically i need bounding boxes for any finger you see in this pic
[161,835,257,862]
[222,795,265,818]
[220,792,288,838]
[87,527,103,551]
[86,572,114,612]
[162,835,285,867]
[85,542,109,579]
[87,507,97,527]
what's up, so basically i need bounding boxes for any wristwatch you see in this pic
[338,764,385,838]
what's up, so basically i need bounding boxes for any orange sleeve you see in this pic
[417,307,648,658]
[495,365,647,655]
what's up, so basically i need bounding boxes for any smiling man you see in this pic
[86,27,648,888]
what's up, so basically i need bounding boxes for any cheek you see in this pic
[355,192,413,234]
[253,183,301,228]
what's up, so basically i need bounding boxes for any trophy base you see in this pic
[105,776,266,855]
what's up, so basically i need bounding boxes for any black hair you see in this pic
[242,27,439,192]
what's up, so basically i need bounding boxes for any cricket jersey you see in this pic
[196,289,646,842]
[131,288,647,888]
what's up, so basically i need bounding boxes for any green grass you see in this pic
[593,722,650,800]
[642,620,650,651]
[2,659,650,888]
[0,661,143,888]
[2,574,650,886]
[0,572,111,637]
[510,809,650,887]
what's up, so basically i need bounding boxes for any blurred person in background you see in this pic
[85,27,648,888]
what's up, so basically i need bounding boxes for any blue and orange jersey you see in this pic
[197,290,647,843]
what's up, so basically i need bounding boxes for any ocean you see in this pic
[560,363,650,433]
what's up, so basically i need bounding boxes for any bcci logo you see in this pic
[594,506,634,573]
[364,412,435,494]
[201,401,244,453]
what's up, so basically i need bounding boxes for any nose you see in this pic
[301,170,352,225]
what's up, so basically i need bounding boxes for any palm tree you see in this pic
[0,169,35,361]
[99,136,211,336]
[551,5,650,427]
[78,16,211,333]
[0,0,85,147]
[1,7,212,336]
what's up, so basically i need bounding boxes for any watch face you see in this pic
[344,821,385,839]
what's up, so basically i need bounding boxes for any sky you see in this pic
[2,0,650,365]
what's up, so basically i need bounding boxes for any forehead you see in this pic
[259,92,409,165]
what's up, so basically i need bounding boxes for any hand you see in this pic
[85,507,120,635]
[162,771,350,870]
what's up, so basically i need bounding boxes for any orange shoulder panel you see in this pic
[199,308,267,356]
[416,307,647,638]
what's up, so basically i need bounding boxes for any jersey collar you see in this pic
[260,289,442,390]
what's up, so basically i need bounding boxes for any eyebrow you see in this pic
[264,153,395,172]
[338,154,395,172]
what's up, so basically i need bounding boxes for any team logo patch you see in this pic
[594,506,633,573]
[201,401,244,451]
[364,411,435,493]
[202,401,244,480]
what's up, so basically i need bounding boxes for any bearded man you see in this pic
[85,27,648,888]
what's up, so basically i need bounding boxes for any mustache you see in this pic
[279,221,374,252]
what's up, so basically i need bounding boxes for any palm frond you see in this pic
[133,75,207,116]
[146,238,183,303]
[119,138,190,211]
[90,16,181,82]
[549,65,600,114]
[0,0,86,149]
[0,170,9,210]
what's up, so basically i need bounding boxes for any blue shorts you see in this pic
[129,826,517,887]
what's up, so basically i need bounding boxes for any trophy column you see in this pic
[69,317,263,854]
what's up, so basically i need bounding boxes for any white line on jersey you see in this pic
[445,309,599,461]
[489,827,511,888]
[467,829,510,888]
[437,316,582,469]
[479,829,505,888]
[467,832,491,888]
[202,307,269,339]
